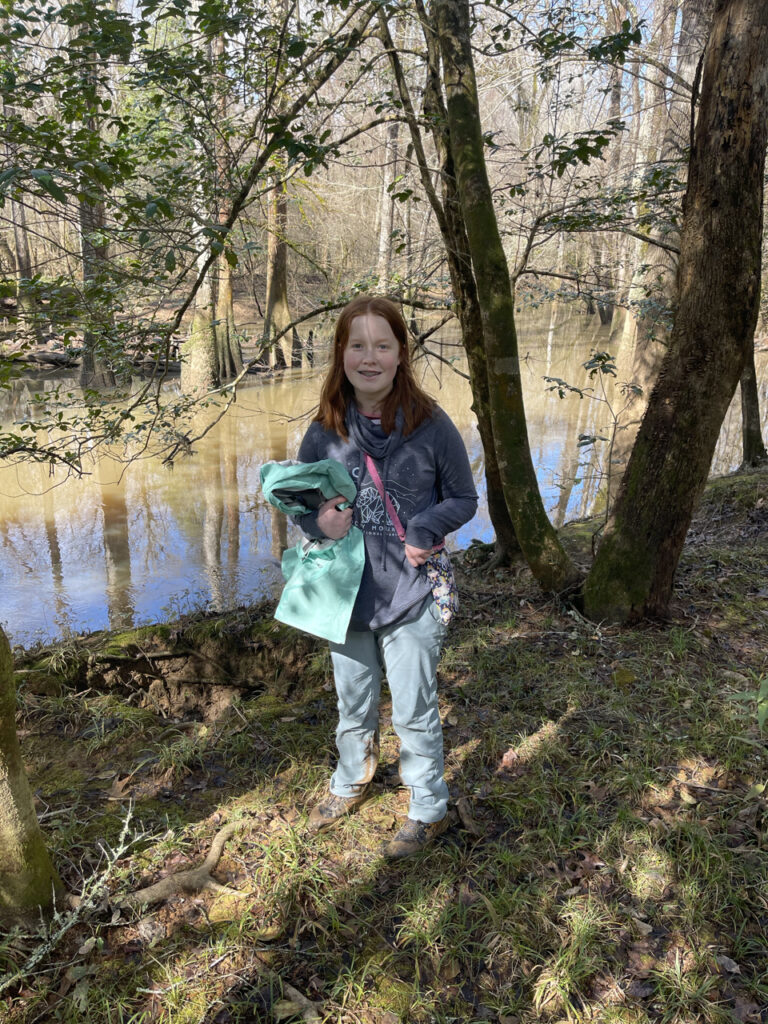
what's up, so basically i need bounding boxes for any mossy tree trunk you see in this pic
[584,0,768,622]
[381,5,521,566]
[433,0,576,590]
[740,347,767,467]
[0,628,63,924]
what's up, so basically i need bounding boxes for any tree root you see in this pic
[471,539,523,573]
[118,822,241,909]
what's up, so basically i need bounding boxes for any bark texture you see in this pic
[612,0,716,494]
[408,3,520,563]
[376,120,399,292]
[76,43,116,391]
[739,347,767,467]
[0,629,63,923]
[181,32,243,393]
[584,0,768,622]
[181,269,218,394]
[434,0,575,589]
[262,185,300,369]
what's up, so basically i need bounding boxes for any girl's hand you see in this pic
[317,495,353,539]
[404,543,432,568]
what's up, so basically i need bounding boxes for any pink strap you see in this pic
[364,453,444,551]
[365,454,406,542]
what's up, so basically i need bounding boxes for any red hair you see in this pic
[316,295,435,438]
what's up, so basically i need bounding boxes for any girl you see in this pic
[295,296,477,858]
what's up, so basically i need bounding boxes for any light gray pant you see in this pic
[328,596,449,823]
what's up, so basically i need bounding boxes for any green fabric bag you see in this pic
[276,529,365,643]
[259,459,365,644]
[260,459,357,515]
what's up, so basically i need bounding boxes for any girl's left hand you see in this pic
[404,543,432,568]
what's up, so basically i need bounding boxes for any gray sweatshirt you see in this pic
[296,406,478,631]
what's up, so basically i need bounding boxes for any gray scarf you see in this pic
[346,402,405,459]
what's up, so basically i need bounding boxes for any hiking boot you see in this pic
[307,788,369,832]
[381,815,450,859]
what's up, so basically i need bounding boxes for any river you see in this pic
[1,309,766,647]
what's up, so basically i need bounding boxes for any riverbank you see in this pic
[5,466,768,1023]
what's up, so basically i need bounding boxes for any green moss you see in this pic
[101,624,172,655]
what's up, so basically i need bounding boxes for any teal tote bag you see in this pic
[275,528,365,644]
[260,459,365,644]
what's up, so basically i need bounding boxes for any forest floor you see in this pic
[3,467,768,1024]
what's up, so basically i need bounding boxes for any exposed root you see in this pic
[277,982,323,1023]
[476,539,523,572]
[118,822,241,909]
[455,796,483,836]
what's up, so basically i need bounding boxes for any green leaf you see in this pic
[30,169,67,204]
[286,36,307,58]
[165,249,176,272]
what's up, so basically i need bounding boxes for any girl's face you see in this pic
[343,313,401,412]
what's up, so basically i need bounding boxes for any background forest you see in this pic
[1,0,768,1022]
[2,0,767,616]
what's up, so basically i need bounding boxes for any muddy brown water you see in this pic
[1,310,765,647]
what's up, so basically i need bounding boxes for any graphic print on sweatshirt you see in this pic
[352,469,426,537]
[350,456,436,537]
[355,483,400,534]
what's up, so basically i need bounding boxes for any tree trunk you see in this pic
[78,189,116,390]
[213,254,242,380]
[740,345,768,467]
[386,3,520,565]
[9,192,43,347]
[612,0,716,497]
[210,33,242,382]
[0,29,43,349]
[262,185,298,369]
[181,32,242,392]
[434,0,576,591]
[376,121,399,292]
[76,43,116,391]
[599,2,627,331]
[0,628,63,924]
[181,267,218,394]
[584,0,768,622]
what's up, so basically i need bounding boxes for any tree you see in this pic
[379,6,521,566]
[261,181,301,370]
[0,0,380,923]
[0,627,63,923]
[583,0,768,622]
[739,355,768,467]
[434,0,577,591]
[609,0,715,493]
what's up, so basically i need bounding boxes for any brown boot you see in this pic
[381,815,450,859]
[307,787,369,832]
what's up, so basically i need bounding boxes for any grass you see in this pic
[3,467,768,1024]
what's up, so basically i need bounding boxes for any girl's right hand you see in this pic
[317,495,353,539]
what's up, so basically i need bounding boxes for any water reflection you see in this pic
[0,310,765,646]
